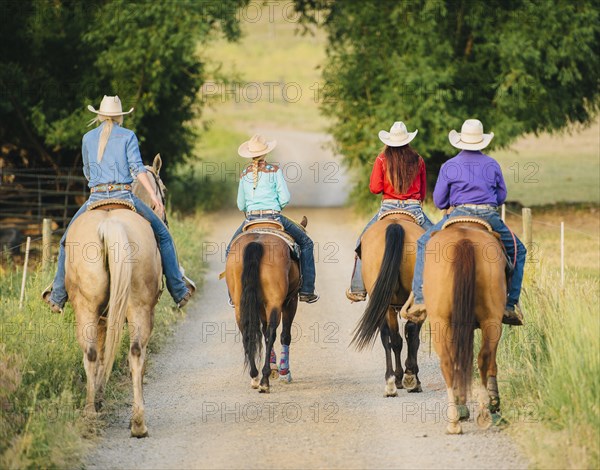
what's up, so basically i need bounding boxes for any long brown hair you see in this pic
[384,144,421,194]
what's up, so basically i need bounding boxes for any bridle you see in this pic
[144,165,169,228]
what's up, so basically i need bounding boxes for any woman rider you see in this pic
[42,95,195,312]
[402,119,526,326]
[346,121,433,301]
[226,134,319,305]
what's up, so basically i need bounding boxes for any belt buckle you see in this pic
[107,184,113,191]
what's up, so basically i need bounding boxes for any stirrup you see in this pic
[503,304,524,326]
[400,292,427,323]
[41,284,63,314]
[345,288,366,302]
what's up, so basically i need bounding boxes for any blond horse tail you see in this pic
[98,217,132,385]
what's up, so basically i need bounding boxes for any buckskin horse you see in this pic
[351,211,425,396]
[423,218,506,434]
[65,155,165,437]
[225,217,305,393]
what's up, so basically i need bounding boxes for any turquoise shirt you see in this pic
[82,122,147,188]
[237,162,291,212]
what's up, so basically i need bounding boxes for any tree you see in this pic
[0,0,247,178]
[295,0,599,207]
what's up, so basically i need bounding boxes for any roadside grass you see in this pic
[0,212,207,468]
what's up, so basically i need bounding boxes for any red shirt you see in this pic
[369,153,427,201]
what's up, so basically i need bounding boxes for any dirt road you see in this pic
[86,208,527,469]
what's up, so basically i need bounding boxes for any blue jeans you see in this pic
[226,213,316,295]
[49,190,189,306]
[411,206,526,308]
[350,201,433,294]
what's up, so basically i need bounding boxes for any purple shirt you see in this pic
[433,150,507,209]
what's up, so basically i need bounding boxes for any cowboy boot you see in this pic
[400,291,427,323]
[502,304,524,326]
[41,284,63,314]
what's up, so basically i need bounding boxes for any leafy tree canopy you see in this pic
[0,0,247,177]
[295,0,599,206]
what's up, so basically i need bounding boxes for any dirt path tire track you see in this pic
[86,208,527,470]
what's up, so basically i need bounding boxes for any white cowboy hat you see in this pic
[238,134,277,159]
[378,121,418,147]
[87,95,134,116]
[448,119,494,150]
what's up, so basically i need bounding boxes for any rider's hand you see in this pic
[151,194,165,219]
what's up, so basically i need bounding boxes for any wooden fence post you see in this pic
[522,207,532,255]
[19,237,31,309]
[560,221,565,287]
[42,218,52,270]
[501,204,506,222]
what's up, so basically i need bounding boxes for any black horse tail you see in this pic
[240,242,264,369]
[451,239,477,398]
[352,224,404,351]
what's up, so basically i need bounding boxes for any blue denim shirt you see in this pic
[82,122,147,188]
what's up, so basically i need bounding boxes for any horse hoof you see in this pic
[385,377,398,397]
[407,383,422,393]
[259,384,270,394]
[446,422,462,435]
[402,374,417,391]
[476,408,492,429]
[250,377,260,389]
[279,372,292,383]
[270,367,279,379]
[131,429,149,438]
[457,404,470,421]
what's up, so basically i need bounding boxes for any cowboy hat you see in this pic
[378,121,418,147]
[87,95,134,116]
[448,119,494,150]
[238,134,277,159]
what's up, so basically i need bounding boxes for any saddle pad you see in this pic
[378,209,418,223]
[243,219,284,231]
[87,199,136,212]
[442,216,492,232]
[231,228,300,260]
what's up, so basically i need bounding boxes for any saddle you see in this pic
[87,199,136,212]
[436,216,514,273]
[233,219,300,260]
[378,209,419,224]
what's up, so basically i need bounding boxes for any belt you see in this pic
[382,199,421,205]
[455,204,498,210]
[90,183,132,193]
[247,209,280,216]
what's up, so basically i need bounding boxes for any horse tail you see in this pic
[352,223,404,351]
[451,238,477,397]
[240,241,264,368]
[98,218,132,385]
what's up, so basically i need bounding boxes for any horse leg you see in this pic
[477,321,502,428]
[279,300,296,383]
[128,311,151,438]
[259,308,279,393]
[76,307,100,418]
[93,316,107,412]
[431,320,461,434]
[403,320,422,392]
[387,310,405,391]
[380,323,397,397]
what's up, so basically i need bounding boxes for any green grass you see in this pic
[0,213,207,468]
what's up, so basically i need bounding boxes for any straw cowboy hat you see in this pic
[378,121,418,147]
[448,119,494,150]
[238,134,277,159]
[87,95,134,116]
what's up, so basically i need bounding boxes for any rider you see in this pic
[226,134,319,305]
[42,95,195,313]
[401,119,526,326]
[346,121,433,302]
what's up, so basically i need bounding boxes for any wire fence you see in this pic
[0,167,87,235]
[504,206,599,240]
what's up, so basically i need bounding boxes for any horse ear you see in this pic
[153,154,162,175]
[301,216,308,228]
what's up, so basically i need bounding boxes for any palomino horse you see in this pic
[423,220,505,434]
[65,155,165,437]
[225,218,305,393]
[351,213,425,396]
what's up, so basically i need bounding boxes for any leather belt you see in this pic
[382,199,421,205]
[247,209,280,216]
[90,183,132,193]
[455,204,498,210]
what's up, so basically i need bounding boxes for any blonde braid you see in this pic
[252,156,264,190]
[96,114,123,162]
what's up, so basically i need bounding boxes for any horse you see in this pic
[422,220,506,434]
[225,218,305,393]
[351,213,425,397]
[65,154,166,438]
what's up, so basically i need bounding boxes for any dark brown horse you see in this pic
[225,220,304,393]
[351,214,425,396]
[423,221,506,434]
